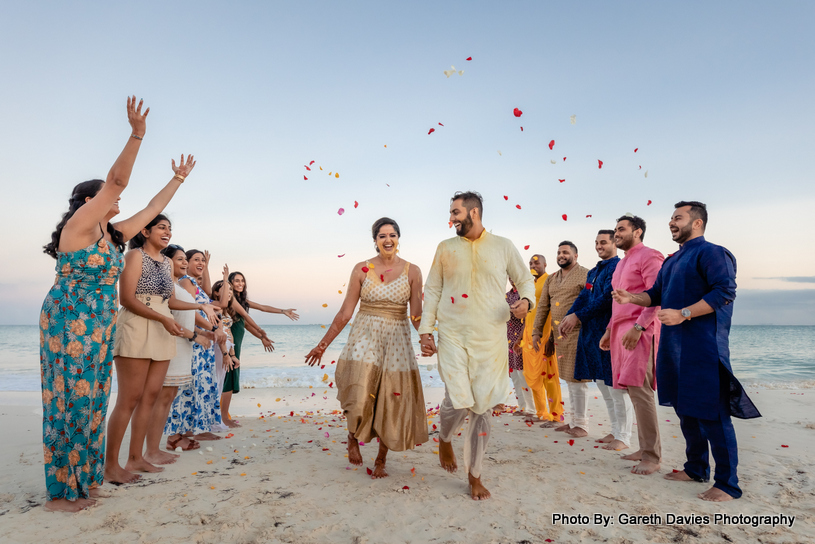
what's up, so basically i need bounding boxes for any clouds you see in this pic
[733,289,815,326]
[755,277,815,284]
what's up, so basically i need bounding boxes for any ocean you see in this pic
[2,325,813,392]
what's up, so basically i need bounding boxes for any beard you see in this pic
[557,257,573,269]
[615,233,634,251]
[672,223,693,244]
[455,214,474,236]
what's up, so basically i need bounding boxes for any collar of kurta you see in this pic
[677,235,706,252]
[624,242,650,256]
[459,228,488,243]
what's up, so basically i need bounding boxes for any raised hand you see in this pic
[261,337,275,352]
[204,250,211,266]
[611,289,633,305]
[127,96,149,137]
[171,154,196,179]
[200,303,219,326]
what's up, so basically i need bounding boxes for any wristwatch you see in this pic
[633,323,645,332]
[189,330,198,343]
[681,308,692,320]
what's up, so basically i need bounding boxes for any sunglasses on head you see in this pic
[167,244,185,253]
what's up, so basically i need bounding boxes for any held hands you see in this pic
[512,338,522,355]
[657,309,686,326]
[532,335,541,352]
[611,289,633,305]
[171,154,196,179]
[232,356,240,369]
[558,314,580,338]
[510,299,530,319]
[420,334,437,357]
[305,343,328,366]
[163,317,184,336]
[599,330,611,351]
[214,329,228,345]
[201,304,219,326]
[195,334,212,349]
[127,96,149,137]
[283,309,300,321]
[621,327,642,351]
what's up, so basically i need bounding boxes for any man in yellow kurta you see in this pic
[517,255,564,423]
[420,192,535,501]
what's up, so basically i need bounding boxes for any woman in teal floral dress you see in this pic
[40,97,194,512]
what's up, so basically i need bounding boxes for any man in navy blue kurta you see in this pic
[612,201,760,502]
[559,230,623,444]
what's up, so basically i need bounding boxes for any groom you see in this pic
[420,191,535,500]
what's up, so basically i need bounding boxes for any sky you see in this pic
[1,1,813,325]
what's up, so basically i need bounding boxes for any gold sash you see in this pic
[358,301,408,321]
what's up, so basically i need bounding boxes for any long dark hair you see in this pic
[128,214,170,250]
[44,179,126,259]
[228,271,250,313]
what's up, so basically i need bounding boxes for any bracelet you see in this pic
[173,174,186,183]
[131,134,143,140]
[211,325,218,332]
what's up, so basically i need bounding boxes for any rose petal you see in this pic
[466,57,472,61]
[559,179,565,183]
[524,245,530,250]
[586,214,592,218]
[598,160,603,169]
[393,392,401,396]
[367,467,373,475]
[309,160,315,165]
[304,175,308,180]
[647,200,652,206]
[513,107,523,117]
[361,266,369,273]
[337,208,345,216]
[428,128,435,135]
[305,165,311,171]
[451,296,455,303]
[548,139,555,150]
[516,204,521,209]
[402,485,410,490]
[380,274,384,282]
[461,294,469,298]
[563,157,567,161]
[503,195,508,200]
[562,214,568,221]
[520,126,523,131]
[338,254,345,258]
[438,122,444,126]
[634,147,638,153]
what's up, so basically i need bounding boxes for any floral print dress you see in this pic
[39,234,123,501]
[165,276,222,435]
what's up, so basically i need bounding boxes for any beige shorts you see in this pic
[114,294,177,361]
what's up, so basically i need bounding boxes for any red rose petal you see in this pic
[466,57,472,61]
[329,382,333,388]
[672,469,680,473]
[304,165,311,171]
[438,122,444,126]
[520,126,523,131]
[634,147,638,153]
[366,467,373,475]
[461,294,469,298]
[647,200,652,206]
[478,432,487,436]
[516,204,522,209]
[548,139,555,150]
[513,107,523,117]
[448,221,453,228]
[338,254,345,258]
[562,214,568,221]
[451,296,455,303]
[309,160,315,165]
[380,274,384,282]
[598,160,603,169]
[586,214,592,218]
[568,439,575,446]
[361,266,369,273]
[393,392,401,396]
[503,195,509,200]
[428,128,435,135]
[639,165,642,169]
[781,444,789,448]
[304,175,308,180]
[402,485,410,490]
[559,179,565,183]
[524,245,530,250]
[354,201,359,208]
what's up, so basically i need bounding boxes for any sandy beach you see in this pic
[1,387,813,543]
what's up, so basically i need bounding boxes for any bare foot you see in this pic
[371,461,388,479]
[596,433,615,443]
[104,465,141,484]
[631,460,661,475]
[468,472,491,500]
[664,470,695,482]
[166,436,200,451]
[603,439,629,451]
[144,450,179,465]
[439,439,457,473]
[89,487,113,498]
[699,486,735,502]
[347,434,363,466]
[539,421,560,428]
[565,427,588,437]
[193,432,223,441]
[491,404,505,416]
[555,424,571,432]
[621,450,643,461]
[43,498,97,512]
[125,457,164,474]
[225,419,242,428]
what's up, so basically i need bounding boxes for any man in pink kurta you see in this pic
[601,215,664,475]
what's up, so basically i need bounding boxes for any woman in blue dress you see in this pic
[39,97,194,512]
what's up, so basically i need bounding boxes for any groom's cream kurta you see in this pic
[419,230,536,414]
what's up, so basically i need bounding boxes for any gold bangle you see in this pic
[173,174,186,183]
